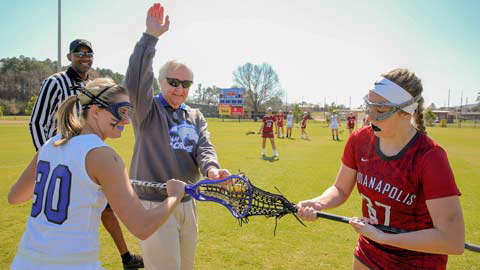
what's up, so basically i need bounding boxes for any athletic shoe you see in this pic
[123,254,144,270]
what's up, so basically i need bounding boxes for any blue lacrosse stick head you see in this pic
[185,174,253,219]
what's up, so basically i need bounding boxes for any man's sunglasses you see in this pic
[166,77,193,89]
[72,51,94,58]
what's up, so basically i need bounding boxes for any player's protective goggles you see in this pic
[362,94,421,121]
[103,101,133,121]
[166,77,193,89]
[77,86,133,121]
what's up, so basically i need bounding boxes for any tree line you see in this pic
[0,56,127,115]
[1,56,296,117]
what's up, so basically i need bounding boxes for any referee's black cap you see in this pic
[69,39,93,53]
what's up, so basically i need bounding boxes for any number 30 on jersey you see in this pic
[31,160,72,224]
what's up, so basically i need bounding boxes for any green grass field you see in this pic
[1,119,479,269]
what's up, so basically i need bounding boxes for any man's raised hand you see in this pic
[146,3,170,37]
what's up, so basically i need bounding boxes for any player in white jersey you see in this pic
[286,111,294,138]
[330,112,340,141]
[8,78,185,270]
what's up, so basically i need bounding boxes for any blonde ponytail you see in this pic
[53,95,83,146]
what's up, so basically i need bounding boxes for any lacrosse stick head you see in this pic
[243,184,299,219]
[238,182,305,234]
[186,174,253,219]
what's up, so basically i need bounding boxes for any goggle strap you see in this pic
[397,95,422,109]
[76,86,112,109]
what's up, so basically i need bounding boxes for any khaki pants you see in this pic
[140,200,198,270]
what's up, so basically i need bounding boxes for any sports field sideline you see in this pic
[1,118,479,269]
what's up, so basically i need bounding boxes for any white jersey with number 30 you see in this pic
[11,134,108,270]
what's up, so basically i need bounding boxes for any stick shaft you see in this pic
[315,212,407,233]
[465,243,480,252]
[315,212,480,252]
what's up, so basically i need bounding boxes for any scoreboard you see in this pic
[219,88,245,116]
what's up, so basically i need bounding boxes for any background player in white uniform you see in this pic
[8,78,185,270]
[286,111,294,138]
[330,112,340,141]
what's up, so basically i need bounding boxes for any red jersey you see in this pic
[276,114,284,125]
[262,115,275,134]
[341,127,460,270]
[301,115,308,128]
[347,116,356,129]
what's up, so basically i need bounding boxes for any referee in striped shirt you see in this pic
[28,39,144,270]
[29,39,92,150]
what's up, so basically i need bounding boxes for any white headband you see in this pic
[371,77,418,114]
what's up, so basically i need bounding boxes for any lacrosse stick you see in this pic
[130,175,408,233]
[131,174,253,219]
[130,174,305,234]
[308,210,480,252]
[263,187,480,252]
[130,175,480,252]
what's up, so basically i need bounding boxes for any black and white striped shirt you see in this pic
[29,67,88,151]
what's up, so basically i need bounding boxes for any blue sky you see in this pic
[1,0,479,108]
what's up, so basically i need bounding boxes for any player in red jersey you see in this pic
[301,112,310,140]
[259,107,278,157]
[347,112,357,135]
[276,110,285,138]
[297,68,464,270]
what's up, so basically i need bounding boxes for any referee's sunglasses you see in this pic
[166,77,193,89]
[72,51,94,58]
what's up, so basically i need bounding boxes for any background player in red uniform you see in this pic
[259,107,279,157]
[301,111,310,140]
[276,110,285,138]
[347,112,357,135]
[297,68,464,270]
